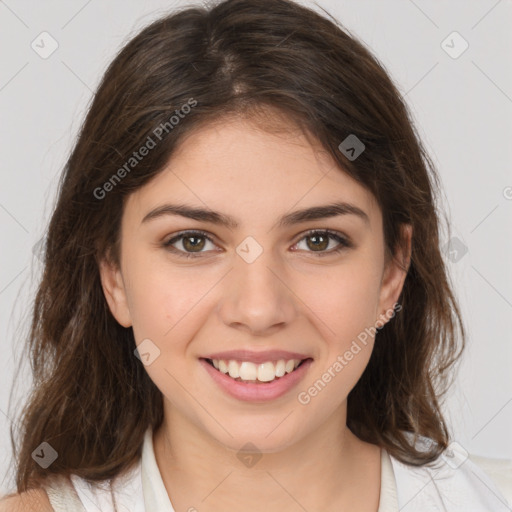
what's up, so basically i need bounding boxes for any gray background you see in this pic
[1,0,511,494]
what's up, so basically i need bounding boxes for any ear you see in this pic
[376,223,412,325]
[98,256,132,328]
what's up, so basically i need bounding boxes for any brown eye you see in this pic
[305,233,329,251]
[182,235,206,252]
[294,230,352,256]
[164,230,216,258]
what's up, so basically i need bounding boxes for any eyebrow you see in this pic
[141,201,370,230]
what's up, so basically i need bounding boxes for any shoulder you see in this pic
[388,436,512,511]
[469,454,512,505]
[0,488,53,511]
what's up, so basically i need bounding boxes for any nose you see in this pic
[217,247,297,336]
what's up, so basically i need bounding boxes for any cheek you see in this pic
[125,261,207,399]
[294,267,381,415]
[122,263,220,430]
[125,270,173,341]
[296,258,382,347]
[124,253,216,348]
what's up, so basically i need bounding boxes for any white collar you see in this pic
[388,435,510,511]
[139,427,510,512]
[140,427,175,511]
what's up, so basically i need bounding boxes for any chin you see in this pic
[207,418,303,455]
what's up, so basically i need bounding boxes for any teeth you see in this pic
[285,359,295,373]
[210,358,303,383]
[239,361,258,381]
[227,360,239,378]
[275,360,286,377]
[257,362,275,382]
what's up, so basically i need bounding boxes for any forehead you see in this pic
[125,115,381,229]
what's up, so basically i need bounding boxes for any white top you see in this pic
[44,427,511,512]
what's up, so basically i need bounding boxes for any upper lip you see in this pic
[202,350,312,364]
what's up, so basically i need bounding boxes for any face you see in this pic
[100,114,410,453]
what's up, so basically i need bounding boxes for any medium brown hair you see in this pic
[7,0,465,493]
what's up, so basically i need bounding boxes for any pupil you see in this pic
[308,234,327,251]
[184,236,205,251]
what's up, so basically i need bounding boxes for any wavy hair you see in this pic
[6,0,465,493]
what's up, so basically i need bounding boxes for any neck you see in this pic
[152,402,382,512]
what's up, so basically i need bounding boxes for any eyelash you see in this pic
[162,229,352,259]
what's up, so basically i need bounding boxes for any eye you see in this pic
[292,229,352,257]
[162,229,352,259]
[163,230,217,259]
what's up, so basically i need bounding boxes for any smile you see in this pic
[206,357,306,383]
[200,357,314,402]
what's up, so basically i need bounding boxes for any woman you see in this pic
[1,0,510,510]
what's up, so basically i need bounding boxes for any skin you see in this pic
[100,113,412,512]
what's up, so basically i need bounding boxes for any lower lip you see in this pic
[200,358,313,402]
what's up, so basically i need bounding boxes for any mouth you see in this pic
[201,357,313,384]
